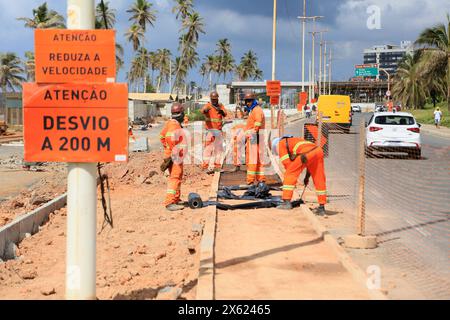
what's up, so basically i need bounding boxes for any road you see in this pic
[286,113,450,299]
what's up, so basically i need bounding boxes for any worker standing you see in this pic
[183,114,189,126]
[243,92,266,185]
[160,103,188,212]
[271,136,327,215]
[201,92,227,174]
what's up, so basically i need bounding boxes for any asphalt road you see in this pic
[286,113,450,299]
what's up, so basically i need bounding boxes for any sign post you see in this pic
[354,64,379,77]
[66,0,97,300]
[266,80,281,127]
[23,1,127,299]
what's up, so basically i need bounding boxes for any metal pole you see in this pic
[357,117,366,236]
[328,47,332,95]
[308,60,312,104]
[66,0,97,300]
[319,34,323,95]
[169,59,172,93]
[301,0,306,91]
[323,42,327,96]
[272,0,277,81]
[311,32,315,102]
[317,111,323,148]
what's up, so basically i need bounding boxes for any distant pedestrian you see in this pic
[304,105,311,118]
[434,107,443,129]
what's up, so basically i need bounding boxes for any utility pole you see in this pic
[272,0,277,80]
[66,0,96,300]
[307,17,324,103]
[298,0,306,92]
[328,46,332,95]
[169,59,172,94]
[317,30,328,97]
[323,41,327,96]
[308,60,312,104]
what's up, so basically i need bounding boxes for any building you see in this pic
[363,41,414,79]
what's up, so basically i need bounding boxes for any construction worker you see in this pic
[271,135,327,215]
[128,125,136,141]
[160,102,188,212]
[243,92,266,185]
[231,120,246,172]
[201,91,227,173]
[183,114,189,126]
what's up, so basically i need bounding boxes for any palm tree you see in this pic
[172,0,194,21]
[155,49,172,92]
[24,51,35,82]
[392,53,427,110]
[127,0,157,32]
[415,14,450,111]
[125,24,145,51]
[181,12,205,43]
[0,53,26,93]
[17,2,65,29]
[236,50,263,81]
[215,39,234,80]
[95,0,116,29]
[172,12,205,93]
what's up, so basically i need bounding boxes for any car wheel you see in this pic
[409,149,421,159]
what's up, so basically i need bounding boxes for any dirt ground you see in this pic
[0,151,213,300]
[0,162,67,227]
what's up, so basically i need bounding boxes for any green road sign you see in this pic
[355,66,379,77]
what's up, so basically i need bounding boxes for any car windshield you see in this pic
[374,115,415,125]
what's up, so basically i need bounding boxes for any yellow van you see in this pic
[317,95,352,133]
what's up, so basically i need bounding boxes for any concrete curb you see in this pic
[264,133,388,300]
[0,193,67,260]
[195,145,232,300]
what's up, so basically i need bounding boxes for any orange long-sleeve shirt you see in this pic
[201,103,227,130]
[245,105,265,134]
[160,119,185,158]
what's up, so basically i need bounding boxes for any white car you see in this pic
[351,105,361,113]
[365,112,421,159]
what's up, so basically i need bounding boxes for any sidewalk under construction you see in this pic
[204,157,371,299]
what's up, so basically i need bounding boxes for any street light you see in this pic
[307,16,324,103]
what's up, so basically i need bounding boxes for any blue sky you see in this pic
[0,0,448,91]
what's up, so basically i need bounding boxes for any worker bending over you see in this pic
[244,92,266,185]
[201,91,227,174]
[160,103,188,212]
[271,136,327,215]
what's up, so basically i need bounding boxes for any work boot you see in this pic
[206,168,215,175]
[276,200,293,210]
[313,205,326,216]
[165,203,185,212]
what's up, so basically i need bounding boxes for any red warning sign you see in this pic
[34,29,116,83]
[266,80,281,96]
[270,95,280,105]
[23,83,128,163]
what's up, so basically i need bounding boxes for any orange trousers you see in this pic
[202,130,224,169]
[246,136,265,184]
[164,163,183,206]
[282,147,327,204]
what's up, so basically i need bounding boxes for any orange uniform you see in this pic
[183,115,189,126]
[278,137,327,205]
[201,103,227,169]
[245,105,266,184]
[160,119,187,206]
[231,122,246,167]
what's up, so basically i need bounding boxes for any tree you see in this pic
[173,11,205,93]
[392,52,427,109]
[125,24,145,51]
[172,0,194,21]
[24,51,35,82]
[17,2,65,29]
[95,0,116,29]
[236,50,263,81]
[415,14,450,111]
[155,49,172,92]
[127,0,157,32]
[215,39,235,81]
[0,53,26,93]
